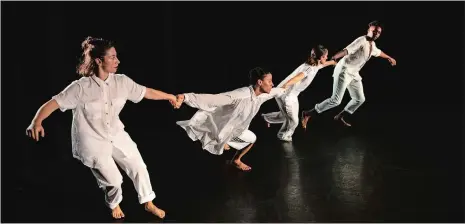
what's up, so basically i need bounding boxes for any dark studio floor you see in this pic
[2,1,465,223]
[3,102,463,223]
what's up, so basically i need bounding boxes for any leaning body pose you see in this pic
[174,67,294,171]
[26,37,177,219]
[262,45,336,141]
[301,21,397,128]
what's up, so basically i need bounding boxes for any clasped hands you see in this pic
[168,94,185,109]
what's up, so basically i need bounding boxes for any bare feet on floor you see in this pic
[301,111,311,130]
[224,144,231,151]
[112,205,125,219]
[234,159,251,171]
[145,201,166,219]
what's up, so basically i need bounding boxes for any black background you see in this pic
[2,1,464,222]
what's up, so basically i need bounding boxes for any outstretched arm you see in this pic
[331,36,365,62]
[331,49,348,62]
[175,92,236,110]
[144,88,177,106]
[370,43,396,66]
[378,51,397,66]
[321,60,337,68]
[122,75,177,107]
[282,60,337,88]
[281,72,305,89]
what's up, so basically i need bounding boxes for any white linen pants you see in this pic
[227,130,257,150]
[315,66,366,114]
[262,95,299,141]
[90,146,156,209]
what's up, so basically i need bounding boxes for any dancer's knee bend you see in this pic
[329,96,342,106]
[242,130,257,144]
[93,169,123,188]
[248,132,257,144]
[124,158,148,176]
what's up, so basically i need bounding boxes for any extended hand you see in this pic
[388,57,397,66]
[26,122,45,141]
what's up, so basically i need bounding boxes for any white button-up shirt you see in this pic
[52,73,147,169]
[176,86,285,155]
[276,63,323,97]
[339,36,382,79]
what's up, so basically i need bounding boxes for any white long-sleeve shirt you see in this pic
[176,86,285,155]
[52,73,146,169]
[339,35,382,79]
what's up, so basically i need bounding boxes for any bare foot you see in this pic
[233,159,251,171]
[224,144,231,151]
[301,111,311,130]
[334,114,352,127]
[145,201,166,219]
[340,117,352,127]
[112,205,125,219]
[266,122,270,128]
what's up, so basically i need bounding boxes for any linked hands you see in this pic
[169,94,185,109]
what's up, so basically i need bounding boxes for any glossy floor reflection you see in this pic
[5,104,463,222]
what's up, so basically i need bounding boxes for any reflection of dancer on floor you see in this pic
[261,45,336,141]
[174,67,295,171]
[25,37,176,220]
[301,21,397,129]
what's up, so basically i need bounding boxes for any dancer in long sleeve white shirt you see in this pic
[25,37,176,220]
[174,67,295,171]
[261,45,336,141]
[301,21,397,128]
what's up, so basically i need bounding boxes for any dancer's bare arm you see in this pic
[332,36,365,62]
[123,74,177,108]
[331,49,348,61]
[282,59,337,89]
[281,73,306,89]
[144,88,177,101]
[378,52,397,66]
[322,60,337,68]
[27,80,81,141]
[144,88,178,107]
[26,99,60,141]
